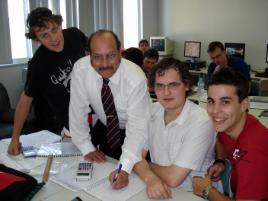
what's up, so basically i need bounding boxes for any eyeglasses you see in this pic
[155,82,181,91]
[91,53,118,63]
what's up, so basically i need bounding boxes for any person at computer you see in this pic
[142,48,159,77]
[139,39,150,54]
[7,7,87,155]
[142,48,159,100]
[207,41,250,81]
[69,30,151,189]
[133,57,216,199]
[192,68,268,200]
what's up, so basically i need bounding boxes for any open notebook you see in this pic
[51,161,145,201]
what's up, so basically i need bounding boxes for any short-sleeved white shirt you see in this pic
[146,100,216,191]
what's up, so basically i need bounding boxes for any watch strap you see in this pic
[202,185,213,199]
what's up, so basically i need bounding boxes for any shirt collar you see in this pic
[155,99,191,127]
[172,99,191,126]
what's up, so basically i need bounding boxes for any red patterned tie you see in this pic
[101,78,121,150]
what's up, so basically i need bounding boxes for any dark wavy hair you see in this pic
[149,57,193,97]
[25,7,63,40]
[206,67,249,102]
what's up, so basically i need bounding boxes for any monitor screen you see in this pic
[225,43,245,60]
[266,44,268,63]
[151,38,165,52]
[184,41,201,58]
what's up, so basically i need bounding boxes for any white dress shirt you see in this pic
[146,100,216,191]
[69,56,151,173]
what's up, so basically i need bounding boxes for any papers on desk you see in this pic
[36,142,82,157]
[1,130,61,148]
[51,161,146,201]
[87,173,145,201]
[51,162,117,192]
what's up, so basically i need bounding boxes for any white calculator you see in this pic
[75,162,93,181]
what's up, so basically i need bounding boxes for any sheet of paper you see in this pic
[2,130,61,148]
[51,161,116,192]
[86,173,145,201]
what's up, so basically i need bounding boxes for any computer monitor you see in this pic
[150,36,174,56]
[184,41,201,60]
[225,43,245,60]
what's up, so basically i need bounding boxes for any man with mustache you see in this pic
[69,30,151,189]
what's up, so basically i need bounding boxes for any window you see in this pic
[123,0,142,48]
[7,0,67,61]
[8,0,28,60]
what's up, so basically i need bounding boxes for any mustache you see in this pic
[99,66,113,71]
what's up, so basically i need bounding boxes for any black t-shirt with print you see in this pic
[24,27,87,131]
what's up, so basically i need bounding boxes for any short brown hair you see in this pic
[25,7,63,40]
[207,41,225,53]
[149,57,193,96]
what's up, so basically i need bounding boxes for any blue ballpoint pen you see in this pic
[113,163,122,182]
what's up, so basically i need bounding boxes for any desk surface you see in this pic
[0,142,203,201]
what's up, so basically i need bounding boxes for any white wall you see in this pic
[142,0,159,40]
[159,0,268,69]
[0,64,26,108]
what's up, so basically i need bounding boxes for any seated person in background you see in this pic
[139,39,150,54]
[207,41,250,81]
[8,7,87,155]
[142,48,159,77]
[121,47,144,67]
[142,48,159,100]
[134,58,216,199]
[69,30,151,189]
[193,68,268,200]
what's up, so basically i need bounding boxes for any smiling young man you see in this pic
[133,58,216,199]
[192,68,268,201]
[69,30,151,189]
[8,7,87,155]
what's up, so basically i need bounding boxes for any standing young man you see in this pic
[69,30,151,189]
[193,68,268,200]
[8,7,87,155]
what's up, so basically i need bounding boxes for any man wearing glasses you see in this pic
[133,58,216,199]
[69,30,151,189]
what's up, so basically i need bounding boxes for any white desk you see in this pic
[0,142,203,201]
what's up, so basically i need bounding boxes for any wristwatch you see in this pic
[202,185,213,199]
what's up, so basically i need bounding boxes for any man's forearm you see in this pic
[12,93,32,140]
[134,159,157,184]
[208,187,234,201]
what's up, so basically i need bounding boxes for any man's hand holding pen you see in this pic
[109,164,129,189]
